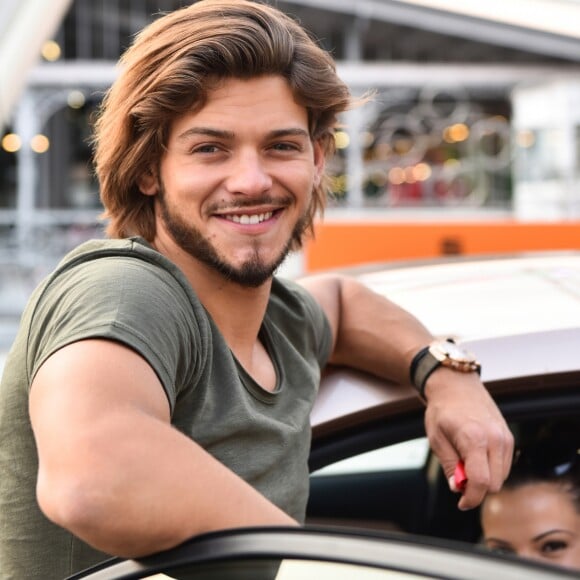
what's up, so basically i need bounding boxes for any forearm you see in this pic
[37,410,296,558]
[301,273,513,509]
[328,276,514,507]
[329,275,433,386]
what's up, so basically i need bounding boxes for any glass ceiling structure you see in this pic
[3,0,580,128]
[279,0,580,60]
[401,0,580,39]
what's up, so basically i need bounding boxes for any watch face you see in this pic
[433,340,476,363]
[443,341,470,361]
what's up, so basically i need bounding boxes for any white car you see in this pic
[309,251,580,543]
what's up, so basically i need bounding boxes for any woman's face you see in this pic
[481,481,580,570]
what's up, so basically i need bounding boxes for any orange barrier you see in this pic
[305,220,580,272]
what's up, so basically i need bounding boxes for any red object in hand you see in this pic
[454,461,467,492]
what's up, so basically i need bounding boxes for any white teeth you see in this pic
[225,211,273,224]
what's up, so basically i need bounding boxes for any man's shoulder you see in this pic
[56,236,159,268]
[269,276,322,319]
[270,276,306,302]
[52,236,190,285]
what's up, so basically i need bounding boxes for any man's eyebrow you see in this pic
[176,127,310,141]
[268,128,310,139]
[176,127,235,141]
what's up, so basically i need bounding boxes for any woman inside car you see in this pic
[480,423,580,570]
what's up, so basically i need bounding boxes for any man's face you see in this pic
[140,75,324,287]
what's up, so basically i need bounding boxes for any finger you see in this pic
[439,448,462,484]
[457,448,490,510]
[487,434,510,493]
[481,419,515,492]
[424,414,460,482]
[503,427,515,481]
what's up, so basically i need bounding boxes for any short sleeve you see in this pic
[25,255,207,411]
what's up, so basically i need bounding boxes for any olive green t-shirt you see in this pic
[0,237,332,579]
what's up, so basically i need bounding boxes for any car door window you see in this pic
[307,438,432,535]
[311,437,429,476]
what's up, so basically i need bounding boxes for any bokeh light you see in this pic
[334,130,350,149]
[67,90,86,109]
[41,40,61,61]
[1,133,21,153]
[388,167,406,185]
[516,129,536,149]
[443,123,470,143]
[413,162,432,181]
[30,134,50,153]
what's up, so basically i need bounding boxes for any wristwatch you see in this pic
[410,338,481,398]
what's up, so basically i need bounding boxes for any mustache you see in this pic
[206,195,292,213]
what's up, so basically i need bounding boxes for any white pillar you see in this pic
[0,0,73,128]
[344,18,366,208]
[512,81,580,220]
[14,92,39,264]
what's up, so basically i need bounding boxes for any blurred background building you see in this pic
[2,0,580,349]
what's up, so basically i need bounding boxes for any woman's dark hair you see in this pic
[503,420,580,512]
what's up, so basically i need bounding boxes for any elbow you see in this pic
[35,470,180,558]
[36,472,131,556]
[36,471,105,546]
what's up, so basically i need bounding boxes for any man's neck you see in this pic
[177,255,276,392]
[153,239,272,351]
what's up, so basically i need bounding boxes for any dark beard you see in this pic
[158,189,306,288]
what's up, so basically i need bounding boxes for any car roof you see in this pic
[349,251,580,341]
[311,251,580,436]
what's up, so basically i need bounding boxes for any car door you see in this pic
[67,527,579,580]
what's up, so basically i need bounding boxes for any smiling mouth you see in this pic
[222,211,274,225]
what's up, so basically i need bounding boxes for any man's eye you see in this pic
[272,142,300,152]
[542,540,568,554]
[191,144,220,154]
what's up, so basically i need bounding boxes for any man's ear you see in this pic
[137,169,159,196]
[313,140,326,187]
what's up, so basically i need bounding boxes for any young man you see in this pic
[0,0,513,577]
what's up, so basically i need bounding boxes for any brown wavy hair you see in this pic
[92,0,353,248]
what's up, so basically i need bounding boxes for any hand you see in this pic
[422,367,514,510]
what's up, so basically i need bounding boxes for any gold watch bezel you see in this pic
[428,339,480,373]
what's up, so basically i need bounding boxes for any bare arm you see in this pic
[298,273,514,510]
[29,339,295,558]
[299,273,433,383]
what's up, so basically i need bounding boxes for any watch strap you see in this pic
[411,349,441,398]
[410,339,482,399]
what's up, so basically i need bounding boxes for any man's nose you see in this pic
[225,151,272,196]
